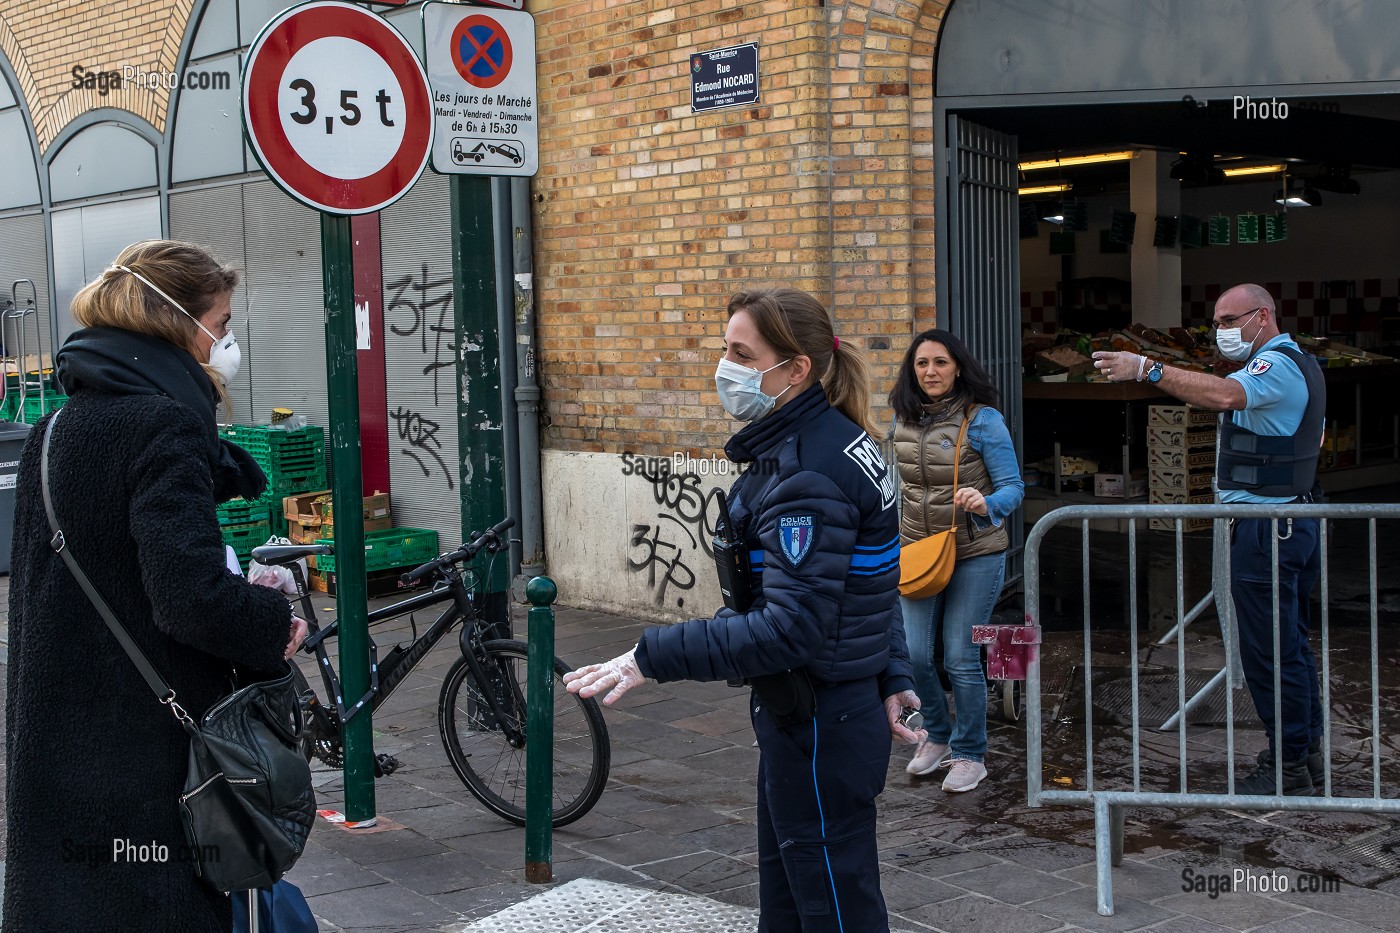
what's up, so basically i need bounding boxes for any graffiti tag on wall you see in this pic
[386,263,456,489]
[624,455,725,609]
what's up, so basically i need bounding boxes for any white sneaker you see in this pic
[941,758,987,792]
[906,740,951,775]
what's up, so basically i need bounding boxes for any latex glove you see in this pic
[884,689,927,745]
[564,648,647,706]
[285,616,309,660]
[1091,350,1148,383]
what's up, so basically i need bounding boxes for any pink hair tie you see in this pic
[833,336,840,349]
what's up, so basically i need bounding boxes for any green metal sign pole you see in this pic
[524,576,557,882]
[451,175,510,632]
[322,212,374,822]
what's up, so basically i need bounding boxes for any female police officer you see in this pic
[566,286,922,932]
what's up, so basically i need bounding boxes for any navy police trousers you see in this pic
[1230,516,1324,760]
[752,676,890,932]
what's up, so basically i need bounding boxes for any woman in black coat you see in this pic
[4,240,305,932]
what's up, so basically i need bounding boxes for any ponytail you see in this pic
[725,287,878,437]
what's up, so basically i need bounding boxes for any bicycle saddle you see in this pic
[250,543,332,566]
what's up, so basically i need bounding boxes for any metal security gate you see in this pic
[943,115,1024,585]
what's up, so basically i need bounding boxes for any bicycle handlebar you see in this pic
[400,517,517,585]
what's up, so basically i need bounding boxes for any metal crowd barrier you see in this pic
[1024,503,1400,916]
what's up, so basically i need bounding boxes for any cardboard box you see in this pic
[1094,472,1149,499]
[1147,445,1217,470]
[321,515,394,537]
[1148,404,1218,428]
[1149,466,1214,491]
[283,490,391,525]
[1149,490,1213,506]
[1147,425,1216,451]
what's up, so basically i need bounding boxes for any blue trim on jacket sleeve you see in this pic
[967,406,1024,528]
[853,534,899,553]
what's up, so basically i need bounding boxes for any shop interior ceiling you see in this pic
[986,100,1400,196]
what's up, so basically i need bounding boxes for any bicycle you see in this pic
[249,517,610,827]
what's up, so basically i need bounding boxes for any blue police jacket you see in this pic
[635,384,916,699]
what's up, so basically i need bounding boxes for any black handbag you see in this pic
[40,409,316,892]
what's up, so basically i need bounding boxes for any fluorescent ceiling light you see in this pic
[1222,163,1286,177]
[1019,183,1073,196]
[1019,151,1136,171]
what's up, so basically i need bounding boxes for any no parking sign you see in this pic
[422,1,538,176]
[242,0,433,214]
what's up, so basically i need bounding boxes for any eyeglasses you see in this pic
[1211,307,1266,330]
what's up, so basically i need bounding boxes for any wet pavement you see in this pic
[1,504,1397,931]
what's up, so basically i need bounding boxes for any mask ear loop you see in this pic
[112,264,218,343]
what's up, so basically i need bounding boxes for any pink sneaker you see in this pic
[942,758,987,792]
[906,740,951,776]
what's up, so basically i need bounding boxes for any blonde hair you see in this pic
[72,240,238,403]
[726,287,878,437]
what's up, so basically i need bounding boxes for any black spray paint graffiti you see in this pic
[626,458,725,608]
[391,406,454,491]
[386,264,456,490]
[386,264,455,405]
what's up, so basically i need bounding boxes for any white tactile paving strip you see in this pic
[446,879,759,933]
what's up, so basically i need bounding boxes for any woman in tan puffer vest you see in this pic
[890,328,1024,793]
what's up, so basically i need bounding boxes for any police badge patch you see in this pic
[1247,357,1272,376]
[777,513,821,569]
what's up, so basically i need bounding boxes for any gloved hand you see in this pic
[884,689,927,745]
[1091,350,1148,383]
[564,648,648,706]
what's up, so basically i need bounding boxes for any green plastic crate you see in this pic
[268,464,328,496]
[221,519,270,565]
[5,393,68,424]
[216,492,274,526]
[314,527,439,574]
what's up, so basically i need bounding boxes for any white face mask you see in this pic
[115,264,241,383]
[715,356,792,422]
[1215,307,1263,361]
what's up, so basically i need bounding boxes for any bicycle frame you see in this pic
[288,562,527,748]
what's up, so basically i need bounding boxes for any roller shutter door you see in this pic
[0,212,53,366]
[378,170,463,547]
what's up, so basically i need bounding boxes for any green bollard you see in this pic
[524,575,557,883]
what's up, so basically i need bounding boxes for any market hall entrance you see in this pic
[933,0,1400,585]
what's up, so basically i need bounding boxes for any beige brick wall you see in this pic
[532,0,946,458]
[0,0,194,149]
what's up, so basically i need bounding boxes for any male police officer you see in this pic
[1092,283,1325,795]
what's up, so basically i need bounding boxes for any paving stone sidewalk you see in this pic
[2,577,1396,932]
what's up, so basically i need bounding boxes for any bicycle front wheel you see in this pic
[438,639,610,827]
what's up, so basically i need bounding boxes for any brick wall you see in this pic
[532,0,947,457]
[0,0,194,148]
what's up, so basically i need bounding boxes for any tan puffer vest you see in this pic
[893,402,1010,559]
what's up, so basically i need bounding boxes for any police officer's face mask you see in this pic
[1215,307,1263,361]
[715,357,792,422]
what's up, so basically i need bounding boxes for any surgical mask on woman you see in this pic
[715,357,792,422]
[116,264,241,383]
[1215,308,1262,362]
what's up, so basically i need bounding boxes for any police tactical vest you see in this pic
[1217,345,1326,497]
[893,404,1009,560]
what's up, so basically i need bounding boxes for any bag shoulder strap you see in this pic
[948,413,971,532]
[40,411,192,725]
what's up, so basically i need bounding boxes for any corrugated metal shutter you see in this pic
[240,181,330,476]
[378,170,463,547]
[169,185,256,424]
[0,212,53,366]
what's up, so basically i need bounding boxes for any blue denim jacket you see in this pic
[965,405,1025,530]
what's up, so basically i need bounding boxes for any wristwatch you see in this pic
[1146,360,1165,384]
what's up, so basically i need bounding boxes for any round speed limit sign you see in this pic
[242,1,432,214]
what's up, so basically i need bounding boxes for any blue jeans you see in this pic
[900,551,1005,763]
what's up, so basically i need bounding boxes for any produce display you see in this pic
[1024,324,1393,381]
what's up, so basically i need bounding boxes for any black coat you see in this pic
[4,392,293,932]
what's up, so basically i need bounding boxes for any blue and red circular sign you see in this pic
[242,1,431,214]
[450,15,513,89]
